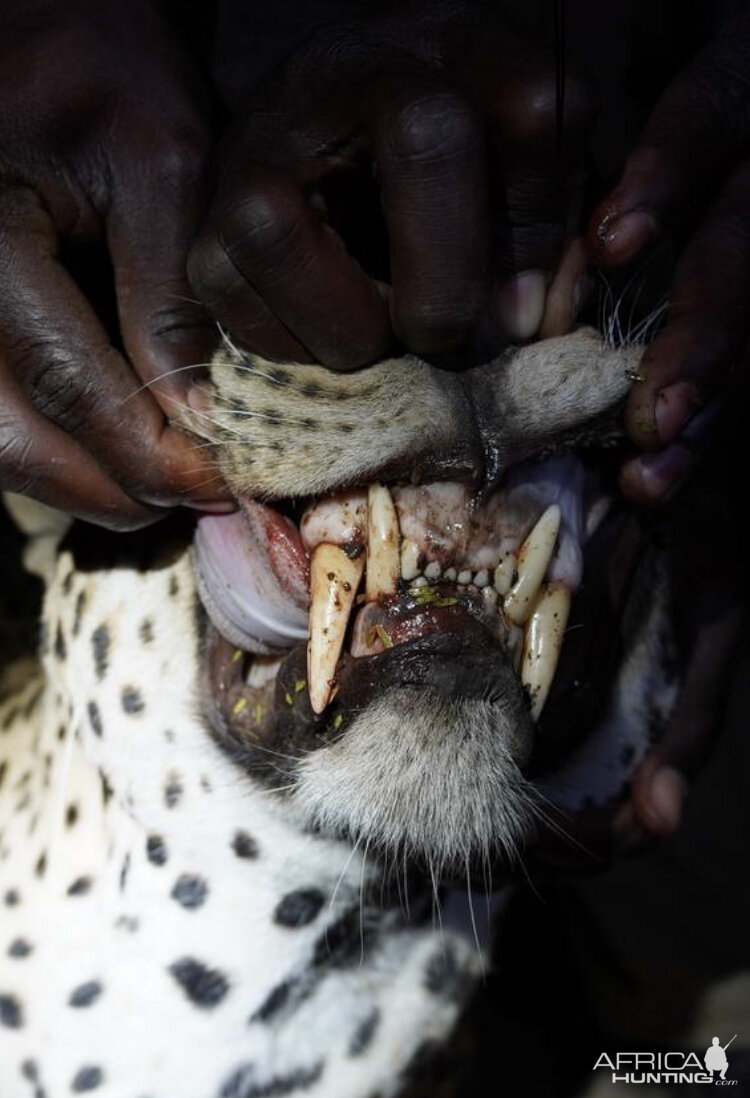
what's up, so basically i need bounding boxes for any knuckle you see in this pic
[496,71,592,151]
[219,185,300,260]
[385,91,481,165]
[14,337,104,431]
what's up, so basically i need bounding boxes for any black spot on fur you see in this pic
[114,915,139,933]
[99,770,114,805]
[72,590,87,636]
[338,423,354,434]
[91,625,110,680]
[87,701,103,738]
[71,1065,103,1092]
[266,367,291,387]
[302,382,323,399]
[139,617,155,644]
[67,876,92,897]
[119,853,131,892]
[0,993,23,1028]
[121,686,145,715]
[168,574,180,598]
[57,723,66,741]
[2,707,18,731]
[66,803,79,828]
[164,773,183,808]
[171,873,208,910]
[0,760,7,788]
[263,409,282,427]
[62,569,75,595]
[168,957,229,1008]
[348,1009,381,1056]
[54,622,67,661]
[35,852,47,878]
[274,890,325,929]
[423,943,471,1001]
[231,830,258,860]
[8,938,33,958]
[200,774,212,793]
[312,907,376,969]
[146,834,168,866]
[301,417,317,431]
[250,979,294,1023]
[218,1061,324,1097]
[20,1058,39,1080]
[4,888,20,906]
[69,981,103,1008]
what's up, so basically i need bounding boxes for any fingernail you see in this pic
[637,444,693,500]
[646,766,687,835]
[496,270,546,341]
[655,381,699,444]
[602,211,658,265]
[183,500,237,514]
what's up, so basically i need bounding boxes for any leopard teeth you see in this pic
[457,569,472,584]
[473,569,489,588]
[366,484,400,600]
[503,506,561,626]
[493,554,516,596]
[400,539,421,581]
[424,561,442,581]
[443,567,457,582]
[308,544,364,715]
[411,576,429,589]
[521,581,571,720]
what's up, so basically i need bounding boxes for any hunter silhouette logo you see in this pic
[593,1035,739,1085]
[704,1036,736,1081]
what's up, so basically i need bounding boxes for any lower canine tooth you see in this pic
[366,484,400,600]
[503,506,561,625]
[521,582,571,720]
[400,538,420,581]
[308,544,364,714]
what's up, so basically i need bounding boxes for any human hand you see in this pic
[587,11,750,503]
[0,0,231,529]
[189,2,593,370]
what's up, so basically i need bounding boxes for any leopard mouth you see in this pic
[195,454,603,758]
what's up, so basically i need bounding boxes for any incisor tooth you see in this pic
[366,484,401,600]
[308,544,364,714]
[503,506,561,625]
[493,553,516,595]
[400,538,420,581]
[521,581,571,720]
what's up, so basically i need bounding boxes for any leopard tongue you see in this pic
[194,504,308,654]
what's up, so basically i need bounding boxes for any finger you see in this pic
[371,75,488,353]
[447,37,593,340]
[0,368,161,530]
[193,165,392,370]
[622,156,750,465]
[588,13,750,266]
[0,187,228,509]
[106,127,219,410]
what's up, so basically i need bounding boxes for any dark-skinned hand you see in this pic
[0,0,232,529]
[588,9,750,504]
[189,1,594,370]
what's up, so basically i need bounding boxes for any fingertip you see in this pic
[619,445,693,504]
[495,270,546,342]
[639,765,688,837]
[591,208,659,267]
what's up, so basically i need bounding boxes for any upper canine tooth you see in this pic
[308,544,364,714]
[521,581,571,720]
[366,484,400,600]
[503,506,561,625]
[400,538,420,581]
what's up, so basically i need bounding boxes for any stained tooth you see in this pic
[503,506,561,625]
[400,538,420,581]
[457,569,472,584]
[494,553,516,596]
[308,544,364,714]
[411,576,429,589]
[474,569,489,588]
[366,484,401,600]
[521,582,571,720]
[443,567,457,582]
[482,587,498,607]
[424,561,442,581]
